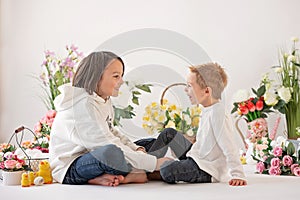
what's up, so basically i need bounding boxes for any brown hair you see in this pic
[189,62,227,99]
[72,51,124,95]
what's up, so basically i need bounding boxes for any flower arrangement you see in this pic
[20,110,57,153]
[0,149,28,171]
[142,99,201,137]
[260,37,300,139]
[113,81,152,126]
[39,45,151,128]
[231,85,273,122]
[0,143,16,154]
[231,84,290,144]
[254,136,300,176]
[40,44,84,110]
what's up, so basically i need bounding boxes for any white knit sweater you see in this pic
[187,102,246,182]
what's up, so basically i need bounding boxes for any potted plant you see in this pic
[0,144,29,185]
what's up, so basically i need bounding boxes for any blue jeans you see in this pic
[160,157,212,184]
[63,144,131,184]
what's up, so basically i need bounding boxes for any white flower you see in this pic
[276,136,286,146]
[264,91,278,106]
[183,113,191,124]
[291,37,299,42]
[274,67,283,73]
[232,89,250,103]
[277,87,292,103]
[287,55,296,63]
[38,136,49,144]
[186,129,194,137]
[296,127,300,135]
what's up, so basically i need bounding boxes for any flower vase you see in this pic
[246,118,268,143]
[2,170,24,185]
[285,101,300,139]
[236,118,268,146]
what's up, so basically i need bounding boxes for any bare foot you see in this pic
[88,174,124,187]
[121,169,148,184]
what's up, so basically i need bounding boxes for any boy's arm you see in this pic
[212,113,247,183]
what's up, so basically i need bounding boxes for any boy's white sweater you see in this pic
[187,103,246,182]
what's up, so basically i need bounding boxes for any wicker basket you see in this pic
[7,126,49,172]
[159,83,196,143]
[160,83,187,105]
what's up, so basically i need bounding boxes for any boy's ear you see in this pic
[205,87,212,95]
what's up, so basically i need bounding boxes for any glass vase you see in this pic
[285,100,300,139]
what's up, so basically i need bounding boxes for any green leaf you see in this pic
[113,105,136,126]
[256,85,266,97]
[231,106,238,114]
[132,90,141,95]
[292,61,300,67]
[132,96,139,105]
[135,84,152,93]
[251,88,257,95]
[286,141,295,155]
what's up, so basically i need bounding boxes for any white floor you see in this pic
[1,164,299,200]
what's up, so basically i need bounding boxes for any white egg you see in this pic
[34,176,44,186]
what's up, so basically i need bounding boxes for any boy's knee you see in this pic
[161,128,177,140]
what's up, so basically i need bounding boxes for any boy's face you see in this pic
[185,72,209,106]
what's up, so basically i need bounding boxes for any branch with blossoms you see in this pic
[40,45,84,110]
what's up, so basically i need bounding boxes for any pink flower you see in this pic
[40,116,48,124]
[270,157,281,168]
[282,155,293,166]
[269,166,281,175]
[256,161,265,173]
[46,118,54,127]
[256,144,268,151]
[293,167,300,176]
[4,159,18,169]
[46,110,56,119]
[291,164,299,172]
[273,146,283,157]
[34,122,42,133]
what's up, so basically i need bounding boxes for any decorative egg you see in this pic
[34,176,44,186]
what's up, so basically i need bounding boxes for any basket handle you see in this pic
[8,126,41,171]
[160,83,187,105]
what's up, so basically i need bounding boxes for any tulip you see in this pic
[256,100,264,111]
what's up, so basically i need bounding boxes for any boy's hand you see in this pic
[155,157,173,171]
[136,147,147,153]
[229,179,247,186]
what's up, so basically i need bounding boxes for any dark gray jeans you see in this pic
[135,128,211,184]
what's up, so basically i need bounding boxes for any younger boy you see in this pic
[159,62,247,186]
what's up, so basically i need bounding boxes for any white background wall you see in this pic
[1,0,299,144]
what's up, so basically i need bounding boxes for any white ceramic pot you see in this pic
[2,170,23,186]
